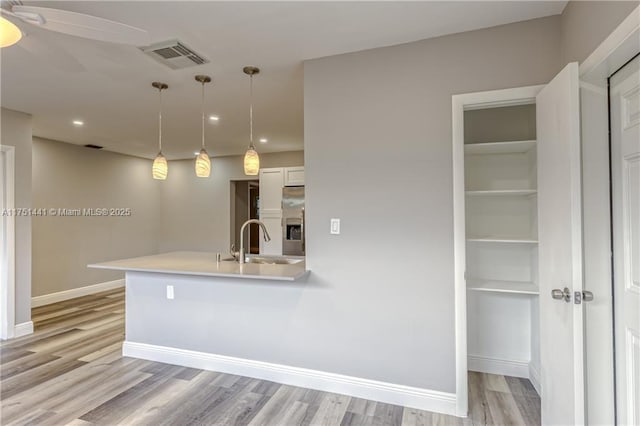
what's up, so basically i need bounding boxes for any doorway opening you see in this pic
[462,103,541,421]
[230,180,260,255]
[452,85,544,418]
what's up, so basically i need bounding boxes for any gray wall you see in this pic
[303,16,560,392]
[0,108,32,324]
[560,1,638,65]
[31,138,162,297]
[159,151,303,254]
[464,104,536,144]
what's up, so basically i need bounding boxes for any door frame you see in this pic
[248,181,260,254]
[229,178,259,252]
[579,6,640,424]
[0,145,16,340]
[452,85,544,417]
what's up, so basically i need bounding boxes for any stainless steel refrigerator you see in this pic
[282,186,305,256]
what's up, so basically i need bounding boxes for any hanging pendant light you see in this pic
[194,75,212,177]
[151,82,168,180]
[243,66,260,176]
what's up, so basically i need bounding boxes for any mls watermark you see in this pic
[1,208,132,217]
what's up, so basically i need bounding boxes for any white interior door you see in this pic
[610,55,640,426]
[536,62,584,425]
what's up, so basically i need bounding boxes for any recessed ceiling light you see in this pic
[72,120,84,126]
[209,115,219,121]
[259,138,268,143]
[194,151,200,156]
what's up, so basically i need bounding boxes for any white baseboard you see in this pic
[528,363,541,396]
[14,321,33,338]
[31,279,124,308]
[468,355,530,379]
[123,341,457,416]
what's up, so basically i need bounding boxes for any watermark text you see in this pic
[1,208,132,217]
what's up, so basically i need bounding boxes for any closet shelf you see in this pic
[466,237,538,244]
[467,279,539,295]
[464,140,536,155]
[465,189,537,197]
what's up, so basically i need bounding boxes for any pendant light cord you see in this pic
[249,74,254,149]
[201,81,205,150]
[158,86,163,153]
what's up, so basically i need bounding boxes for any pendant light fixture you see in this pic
[194,75,212,177]
[151,82,168,180]
[243,66,260,176]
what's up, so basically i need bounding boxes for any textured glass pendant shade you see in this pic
[244,148,260,176]
[0,17,22,48]
[195,149,211,177]
[194,75,212,178]
[152,153,168,180]
[151,82,169,180]
[243,66,261,176]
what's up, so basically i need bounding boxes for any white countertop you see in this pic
[88,251,309,281]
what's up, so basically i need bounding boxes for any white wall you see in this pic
[159,151,303,254]
[31,138,162,297]
[303,16,561,393]
[0,108,32,324]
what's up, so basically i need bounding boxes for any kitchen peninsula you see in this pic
[88,251,310,382]
[89,251,308,281]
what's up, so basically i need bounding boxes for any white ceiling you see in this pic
[1,1,567,159]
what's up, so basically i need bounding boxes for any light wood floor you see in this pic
[0,289,540,425]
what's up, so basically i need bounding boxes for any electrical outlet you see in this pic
[166,285,174,300]
[330,218,340,235]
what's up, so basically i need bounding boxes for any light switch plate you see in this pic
[166,285,174,299]
[330,218,340,235]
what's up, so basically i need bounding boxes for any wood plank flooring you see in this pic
[1,289,541,425]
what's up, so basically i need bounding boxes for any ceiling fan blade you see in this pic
[0,7,44,25]
[18,34,86,73]
[12,6,150,46]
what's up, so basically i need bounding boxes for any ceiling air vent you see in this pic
[84,144,103,149]
[141,40,209,70]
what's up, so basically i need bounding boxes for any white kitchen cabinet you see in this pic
[259,168,284,255]
[259,168,284,211]
[462,103,540,389]
[284,166,304,186]
[258,166,305,255]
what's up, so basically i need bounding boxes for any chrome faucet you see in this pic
[239,219,271,264]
